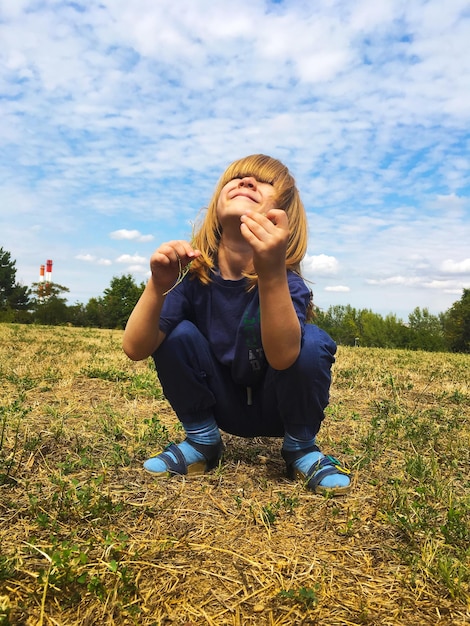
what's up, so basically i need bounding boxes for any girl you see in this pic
[123,154,350,495]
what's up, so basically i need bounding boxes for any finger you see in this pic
[161,241,200,265]
[240,214,272,241]
[173,243,202,268]
[151,248,173,266]
[240,220,263,244]
[156,244,181,265]
[242,210,287,235]
[265,208,288,225]
[241,210,270,225]
[180,241,202,260]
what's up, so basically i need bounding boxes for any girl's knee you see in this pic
[299,324,336,372]
[154,321,214,377]
[163,320,199,342]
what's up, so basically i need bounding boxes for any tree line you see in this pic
[317,293,470,352]
[1,246,469,352]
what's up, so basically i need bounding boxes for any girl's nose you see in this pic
[238,177,256,189]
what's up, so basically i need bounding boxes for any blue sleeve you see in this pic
[287,272,312,329]
[158,277,192,336]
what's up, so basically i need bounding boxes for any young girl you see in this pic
[123,154,350,495]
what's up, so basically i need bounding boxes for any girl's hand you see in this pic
[149,240,201,294]
[240,209,289,279]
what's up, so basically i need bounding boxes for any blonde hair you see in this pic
[190,154,308,286]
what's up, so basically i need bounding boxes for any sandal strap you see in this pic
[157,439,224,476]
[281,444,320,478]
[187,438,224,470]
[304,455,350,490]
[158,443,189,475]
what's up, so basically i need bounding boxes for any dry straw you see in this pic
[0,324,468,625]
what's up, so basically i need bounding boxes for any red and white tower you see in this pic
[45,259,53,297]
[45,259,53,284]
[39,264,45,300]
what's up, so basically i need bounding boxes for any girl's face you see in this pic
[216,175,277,223]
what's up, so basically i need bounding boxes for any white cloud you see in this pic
[110,229,154,242]
[116,254,147,264]
[325,285,350,293]
[127,264,148,273]
[76,254,112,266]
[366,276,422,287]
[303,254,339,276]
[440,259,470,274]
[423,279,470,291]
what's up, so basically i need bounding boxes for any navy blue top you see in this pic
[159,270,311,386]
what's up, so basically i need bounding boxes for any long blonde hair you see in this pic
[190,154,308,286]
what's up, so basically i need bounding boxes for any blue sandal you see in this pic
[144,439,224,476]
[282,445,351,495]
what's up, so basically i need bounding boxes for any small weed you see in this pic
[0,554,17,582]
[444,389,468,405]
[433,552,470,600]
[99,409,126,440]
[27,539,90,606]
[279,585,319,609]
[254,492,300,527]
[440,501,470,548]
[0,399,30,484]
[261,504,277,526]
[337,513,360,537]
[126,371,162,399]
[0,594,12,625]
[81,364,131,382]
[42,473,124,522]
[87,575,106,601]
[141,415,170,446]
[4,372,36,391]
[233,494,243,508]
[275,491,300,514]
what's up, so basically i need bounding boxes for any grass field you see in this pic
[0,323,469,625]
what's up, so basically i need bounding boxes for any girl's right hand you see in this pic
[149,240,201,294]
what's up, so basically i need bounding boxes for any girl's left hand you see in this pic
[240,208,289,279]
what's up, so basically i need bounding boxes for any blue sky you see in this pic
[1,0,469,319]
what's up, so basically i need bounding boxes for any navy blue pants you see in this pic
[153,321,337,440]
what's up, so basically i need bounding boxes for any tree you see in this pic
[84,297,105,327]
[443,289,470,353]
[67,302,88,327]
[0,247,31,317]
[101,274,145,329]
[315,305,439,350]
[383,313,410,349]
[317,305,360,346]
[407,307,446,351]
[30,282,70,325]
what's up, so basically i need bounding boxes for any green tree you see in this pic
[30,282,70,325]
[84,297,105,327]
[407,307,446,351]
[0,247,31,318]
[383,313,410,349]
[357,309,387,347]
[313,306,333,335]
[67,302,88,327]
[315,305,360,346]
[101,274,145,329]
[443,289,470,353]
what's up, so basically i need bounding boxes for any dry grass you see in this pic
[0,323,469,625]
